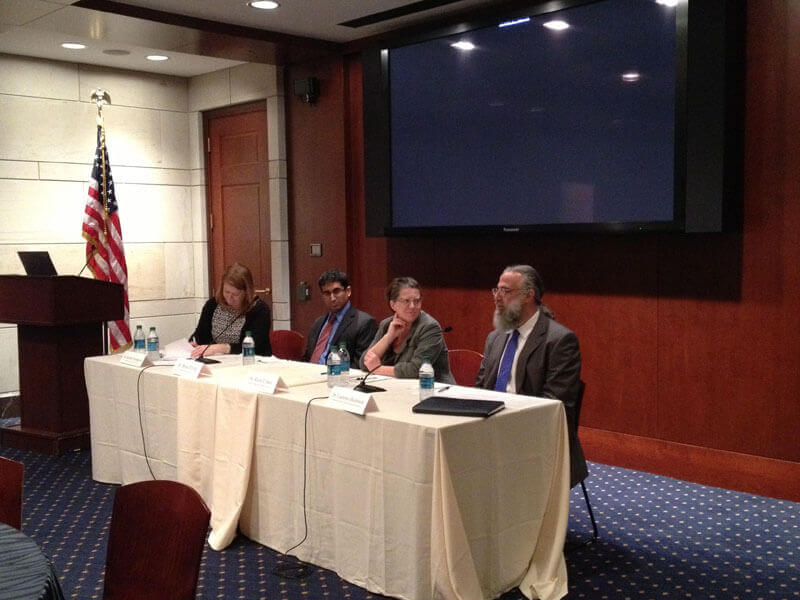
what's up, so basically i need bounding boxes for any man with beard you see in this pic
[475,264,587,488]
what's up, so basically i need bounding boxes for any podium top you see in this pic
[0,275,124,325]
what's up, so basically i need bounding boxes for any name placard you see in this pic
[327,386,376,416]
[120,351,148,367]
[246,372,282,394]
[172,358,206,379]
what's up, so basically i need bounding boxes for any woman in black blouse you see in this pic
[189,263,272,357]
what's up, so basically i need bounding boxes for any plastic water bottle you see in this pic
[326,349,341,388]
[419,356,435,400]
[242,330,255,365]
[146,327,159,361]
[133,325,146,353]
[338,342,350,375]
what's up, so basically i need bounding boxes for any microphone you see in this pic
[353,359,387,394]
[195,343,220,364]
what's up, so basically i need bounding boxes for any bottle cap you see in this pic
[245,330,252,336]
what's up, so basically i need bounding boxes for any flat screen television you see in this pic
[362,0,744,236]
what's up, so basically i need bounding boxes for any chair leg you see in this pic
[580,480,598,542]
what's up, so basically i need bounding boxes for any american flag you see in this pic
[81,125,131,352]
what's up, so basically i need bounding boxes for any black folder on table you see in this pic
[412,396,505,418]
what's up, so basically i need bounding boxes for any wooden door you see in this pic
[205,104,271,301]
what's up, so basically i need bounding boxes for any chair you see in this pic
[573,380,598,546]
[103,480,210,600]
[270,329,305,361]
[448,349,484,387]
[0,456,24,529]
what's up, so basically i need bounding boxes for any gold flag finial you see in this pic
[90,89,111,126]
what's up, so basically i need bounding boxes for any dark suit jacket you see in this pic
[303,304,378,365]
[475,314,588,487]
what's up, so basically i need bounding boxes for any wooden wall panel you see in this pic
[285,4,800,493]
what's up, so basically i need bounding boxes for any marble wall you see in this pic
[0,53,286,396]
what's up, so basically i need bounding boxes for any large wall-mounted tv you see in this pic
[363,0,744,236]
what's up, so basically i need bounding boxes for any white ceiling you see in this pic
[0,0,496,77]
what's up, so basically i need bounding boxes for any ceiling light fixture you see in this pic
[451,41,476,51]
[543,20,570,31]
[248,1,280,9]
[61,42,86,50]
[621,72,641,82]
[656,0,679,7]
[146,54,169,61]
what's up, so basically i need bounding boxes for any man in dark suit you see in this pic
[303,269,378,367]
[475,265,588,488]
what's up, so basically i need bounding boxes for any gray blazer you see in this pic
[361,310,455,384]
[476,314,588,487]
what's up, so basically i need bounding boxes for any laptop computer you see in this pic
[17,251,58,276]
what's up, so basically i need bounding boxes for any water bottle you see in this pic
[326,349,341,388]
[146,327,159,361]
[419,356,435,400]
[242,330,255,365]
[338,342,350,375]
[133,325,146,353]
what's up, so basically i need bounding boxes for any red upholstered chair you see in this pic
[103,480,210,600]
[0,456,24,529]
[448,349,484,387]
[270,329,305,361]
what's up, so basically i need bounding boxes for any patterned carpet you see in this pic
[1,433,798,599]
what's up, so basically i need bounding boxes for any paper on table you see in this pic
[163,338,193,360]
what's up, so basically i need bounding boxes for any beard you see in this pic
[493,298,523,330]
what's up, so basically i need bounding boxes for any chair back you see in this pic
[103,480,210,600]
[0,456,23,529]
[269,329,305,361]
[448,349,484,387]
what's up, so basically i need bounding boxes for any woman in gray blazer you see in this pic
[360,277,454,383]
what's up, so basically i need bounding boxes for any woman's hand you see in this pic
[386,315,409,341]
[362,349,380,371]
[190,343,229,358]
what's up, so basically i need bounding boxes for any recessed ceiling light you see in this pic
[146,55,169,62]
[622,72,641,82]
[543,20,570,31]
[103,49,130,56]
[249,0,280,9]
[61,42,86,50]
[451,41,476,51]
[656,0,679,7]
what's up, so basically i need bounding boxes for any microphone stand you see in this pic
[353,360,387,394]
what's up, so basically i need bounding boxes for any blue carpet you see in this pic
[1,444,798,599]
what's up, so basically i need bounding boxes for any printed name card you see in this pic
[172,358,206,379]
[246,372,282,394]
[120,351,148,367]
[327,386,376,416]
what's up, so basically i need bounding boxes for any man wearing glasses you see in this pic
[475,265,587,488]
[303,269,378,366]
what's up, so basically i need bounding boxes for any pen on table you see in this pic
[437,385,451,393]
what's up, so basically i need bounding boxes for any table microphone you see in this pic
[195,343,220,364]
[353,359,387,394]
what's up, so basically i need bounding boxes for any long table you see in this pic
[85,354,570,600]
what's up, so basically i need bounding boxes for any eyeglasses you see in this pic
[491,287,520,297]
[321,287,346,298]
[395,297,422,306]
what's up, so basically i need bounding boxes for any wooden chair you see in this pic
[269,329,305,361]
[447,349,484,387]
[103,480,210,600]
[0,456,24,529]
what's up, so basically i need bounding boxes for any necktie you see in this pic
[310,315,334,364]
[493,329,519,392]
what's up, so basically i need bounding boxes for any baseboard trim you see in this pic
[579,426,800,502]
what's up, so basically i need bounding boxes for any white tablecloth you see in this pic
[85,355,570,600]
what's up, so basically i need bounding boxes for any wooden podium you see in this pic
[0,275,123,454]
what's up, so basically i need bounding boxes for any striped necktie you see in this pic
[310,315,334,364]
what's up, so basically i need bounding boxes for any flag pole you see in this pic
[91,89,111,237]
